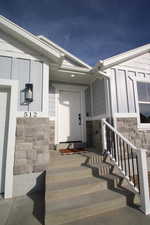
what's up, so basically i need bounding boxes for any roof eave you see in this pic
[38,35,92,70]
[0,15,61,63]
[98,43,150,70]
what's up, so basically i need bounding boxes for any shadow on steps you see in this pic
[79,150,141,212]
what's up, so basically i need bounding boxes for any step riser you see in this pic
[45,197,126,225]
[56,142,86,150]
[46,182,107,201]
[50,160,85,169]
[46,170,92,184]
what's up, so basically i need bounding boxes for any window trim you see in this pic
[135,78,150,129]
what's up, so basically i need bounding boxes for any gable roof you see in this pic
[0,15,62,63]
[0,15,91,70]
[98,43,150,70]
[38,35,91,70]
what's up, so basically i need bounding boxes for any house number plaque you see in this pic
[24,112,38,118]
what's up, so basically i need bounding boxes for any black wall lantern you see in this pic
[25,83,33,103]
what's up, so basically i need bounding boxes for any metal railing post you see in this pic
[137,149,150,215]
[101,119,107,154]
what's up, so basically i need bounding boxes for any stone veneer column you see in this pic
[14,118,50,175]
[86,120,103,153]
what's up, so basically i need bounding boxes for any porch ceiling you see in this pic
[50,69,94,85]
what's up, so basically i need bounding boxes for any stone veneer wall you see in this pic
[14,118,50,175]
[117,117,150,150]
[86,120,103,153]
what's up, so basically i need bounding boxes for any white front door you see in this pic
[59,90,82,142]
[0,88,10,193]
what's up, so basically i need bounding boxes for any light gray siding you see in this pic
[116,70,128,113]
[110,68,136,114]
[12,58,30,111]
[30,61,43,111]
[127,76,136,113]
[0,56,12,79]
[92,78,106,116]
[110,69,118,113]
[49,86,55,118]
[85,86,91,117]
[0,56,43,112]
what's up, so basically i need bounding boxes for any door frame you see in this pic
[0,79,18,198]
[53,83,87,145]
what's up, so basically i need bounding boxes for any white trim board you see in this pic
[113,113,138,118]
[0,79,18,198]
[53,83,87,145]
[134,78,150,130]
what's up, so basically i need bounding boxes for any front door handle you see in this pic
[78,113,81,125]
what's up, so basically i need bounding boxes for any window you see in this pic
[137,81,150,124]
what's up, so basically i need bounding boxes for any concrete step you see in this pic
[56,142,86,150]
[46,166,92,184]
[50,155,88,169]
[57,206,144,225]
[46,177,107,201]
[45,189,127,225]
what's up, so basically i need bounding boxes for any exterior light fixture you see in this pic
[25,83,33,103]
[71,74,75,78]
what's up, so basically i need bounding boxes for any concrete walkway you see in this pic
[0,191,150,225]
[64,207,150,225]
[0,191,45,225]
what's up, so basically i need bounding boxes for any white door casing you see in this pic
[59,90,81,142]
[0,88,10,193]
[53,84,87,144]
[0,79,18,198]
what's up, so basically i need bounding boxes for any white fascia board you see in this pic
[0,15,61,63]
[59,65,91,73]
[98,43,150,70]
[51,63,91,74]
[38,35,92,69]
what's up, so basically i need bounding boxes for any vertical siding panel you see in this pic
[49,86,55,118]
[127,75,136,113]
[0,56,12,79]
[116,69,128,113]
[110,69,118,113]
[29,61,43,111]
[12,58,30,111]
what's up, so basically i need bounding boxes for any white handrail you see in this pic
[101,118,150,215]
[102,119,148,152]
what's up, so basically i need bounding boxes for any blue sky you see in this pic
[0,0,150,65]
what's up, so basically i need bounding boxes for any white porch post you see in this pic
[101,119,107,153]
[137,149,150,215]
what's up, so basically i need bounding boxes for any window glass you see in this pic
[137,82,150,102]
[139,104,150,123]
[137,81,150,124]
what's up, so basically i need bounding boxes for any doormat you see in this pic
[59,148,88,155]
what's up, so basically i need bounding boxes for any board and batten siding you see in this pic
[110,53,150,114]
[110,68,136,113]
[92,78,107,116]
[0,56,43,112]
[49,86,56,118]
